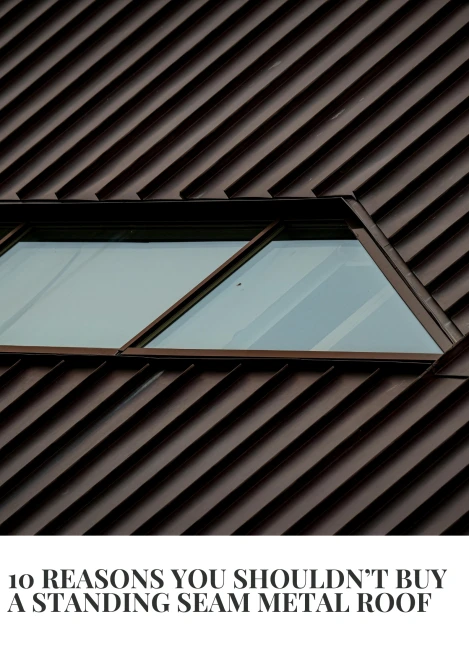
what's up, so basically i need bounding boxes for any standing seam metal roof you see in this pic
[0,0,467,534]
[0,351,467,536]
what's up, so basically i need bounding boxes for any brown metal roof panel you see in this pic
[52,0,321,202]
[0,353,467,536]
[0,364,146,501]
[454,307,469,336]
[309,47,469,198]
[0,368,189,532]
[302,386,469,534]
[0,357,22,383]
[406,472,469,535]
[0,0,464,205]
[150,372,417,536]
[0,1,128,119]
[36,367,286,535]
[355,434,469,535]
[44,367,319,535]
[0,364,106,449]
[129,371,377,536]
[432,262,469,316]
[357,109,469,218]
[435,338,469,381]
[240,376,464,535]
[3,365,237,534]
[0,0,61,51]
[227,7,469,199]
[0,358,418,535]
[196,372,439,535]
[66,367,337,535]
[409,219,469,287]
[96,0,375,200]
[0,360,60,417]
[0,0,101,81]
[0,0,214,198]
[395,184,469,265]
[373,147,469,245]
[137,0,445,201]
[0,0,303,200]
[3,363,290,534]
[188,0,440,198]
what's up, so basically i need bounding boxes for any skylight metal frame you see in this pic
[0,199,453,359]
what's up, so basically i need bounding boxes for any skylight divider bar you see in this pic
[120,220,284,351]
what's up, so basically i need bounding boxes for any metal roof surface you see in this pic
[0,0,467,534]
[0,352,467,536]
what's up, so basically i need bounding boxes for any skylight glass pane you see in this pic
[0,240,245,347]
[147,239,441,353]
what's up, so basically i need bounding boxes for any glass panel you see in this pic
[0,239,245,347]
[147,239,441,353]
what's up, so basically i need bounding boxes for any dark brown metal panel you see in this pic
[0,364,106,449]
[0,355,21,379]
[405,469,469,535]
[0,363,142,502]
[0,361,58,417]
[355,433,469,535]
[0,0,463,205]
[0,353,467,536]
[149,370,398,536]
[243,376,465,536]
[304,386,469,535]
[30,368,278,535]
[104,367,349,535]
